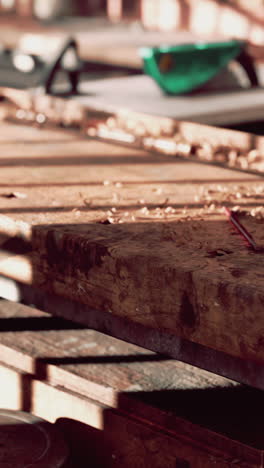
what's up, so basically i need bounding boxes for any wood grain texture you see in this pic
[1,122,264,363]
[0,300,263,467]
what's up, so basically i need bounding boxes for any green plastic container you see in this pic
[139,40,246,95]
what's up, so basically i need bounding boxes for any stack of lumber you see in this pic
[1,299,264,467]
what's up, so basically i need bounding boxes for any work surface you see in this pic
[1,121,264,384]
[79,74,264,126]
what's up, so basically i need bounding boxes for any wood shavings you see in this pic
[79,193,91,207]
[176,142,192,156]
[83,199,91,207]
[2,191,27,199]
[208,203,216,211]
[87,127,97,137]
[98,218,112,225]
[160,198,169,207]
[248,149,260,163]
[228,150,238,166]
[153,187,163,195]
[112,193,120,202]
[164,206,176,214]
[238,157,249,170]
[140,207,149,215]
[107,207,119,218]
[51,200,61,207]
[250,207,264,218]
[71,208,81,217]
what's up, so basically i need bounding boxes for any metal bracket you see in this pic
[36,37,83,95]
[0,36,83,95]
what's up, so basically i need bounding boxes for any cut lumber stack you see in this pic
[0,299,264,467]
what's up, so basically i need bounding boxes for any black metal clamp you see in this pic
[0,36,83,95]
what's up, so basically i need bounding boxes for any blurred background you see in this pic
[0,1,261,32]
[1,0,264,134]
[0,0,263,37]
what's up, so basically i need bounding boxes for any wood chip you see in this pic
[2,192,27,199]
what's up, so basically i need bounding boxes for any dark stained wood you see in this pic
[1,121,264,364]
[0,300,264,467]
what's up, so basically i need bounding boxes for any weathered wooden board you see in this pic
[1,122,264,365]
[0,299,264,468]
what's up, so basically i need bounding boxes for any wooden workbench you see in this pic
[1,120,264,387]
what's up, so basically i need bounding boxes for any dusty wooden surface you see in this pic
[1,121,264,363]
[1,299,264,468]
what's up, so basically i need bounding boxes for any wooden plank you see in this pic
[0,299,263,467]
[2,363,258,468]
[1,121,264,366]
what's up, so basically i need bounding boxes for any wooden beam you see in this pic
[1,120,264,370]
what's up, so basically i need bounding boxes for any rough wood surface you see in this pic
[0,299,264,468]
[1,122,264,363]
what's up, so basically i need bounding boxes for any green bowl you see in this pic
[139,40,245,95]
